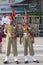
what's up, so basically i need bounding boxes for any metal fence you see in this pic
[32,24,43,37]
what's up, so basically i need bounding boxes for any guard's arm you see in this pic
[4,25,7,36]
[19,26,23,44]
[30,26,34,43]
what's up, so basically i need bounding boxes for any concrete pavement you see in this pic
[0,37,43,65]
[0,56,43,65]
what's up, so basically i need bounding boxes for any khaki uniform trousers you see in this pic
[6,36,17,56]
[23,33,34,56]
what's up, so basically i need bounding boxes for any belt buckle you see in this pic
[24,33,27,35]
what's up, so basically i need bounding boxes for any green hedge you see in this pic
[29,11,43,15]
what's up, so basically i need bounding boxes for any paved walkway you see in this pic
[0,56,43,65]
[0,37,43,65]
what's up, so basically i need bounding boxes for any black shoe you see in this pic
[24,61,28,64]
[4,61,8,64]
[33,60,39,63]
[15,61,19,64]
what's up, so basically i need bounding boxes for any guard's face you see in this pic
[25,19,28,22]
[24,19,28,24]
[8,18,13,24]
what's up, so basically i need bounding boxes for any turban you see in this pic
[12,9,16,19]
[24,11,28,20]
[8,9,16,20]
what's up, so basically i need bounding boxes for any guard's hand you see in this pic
[20,40,22,44]
[20,38,23,44]
[8,33,12,38]
[13,34,16,38]
[31,38,34,44]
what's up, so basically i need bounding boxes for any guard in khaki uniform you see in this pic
[20,9,39,63]
[4,15,19,64]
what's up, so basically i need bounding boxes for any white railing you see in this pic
[32,24,43,37]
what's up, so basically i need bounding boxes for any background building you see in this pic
[0,0,43,36]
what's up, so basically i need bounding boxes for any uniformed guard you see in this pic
[4,14,19,64]
[20,9,39,63]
